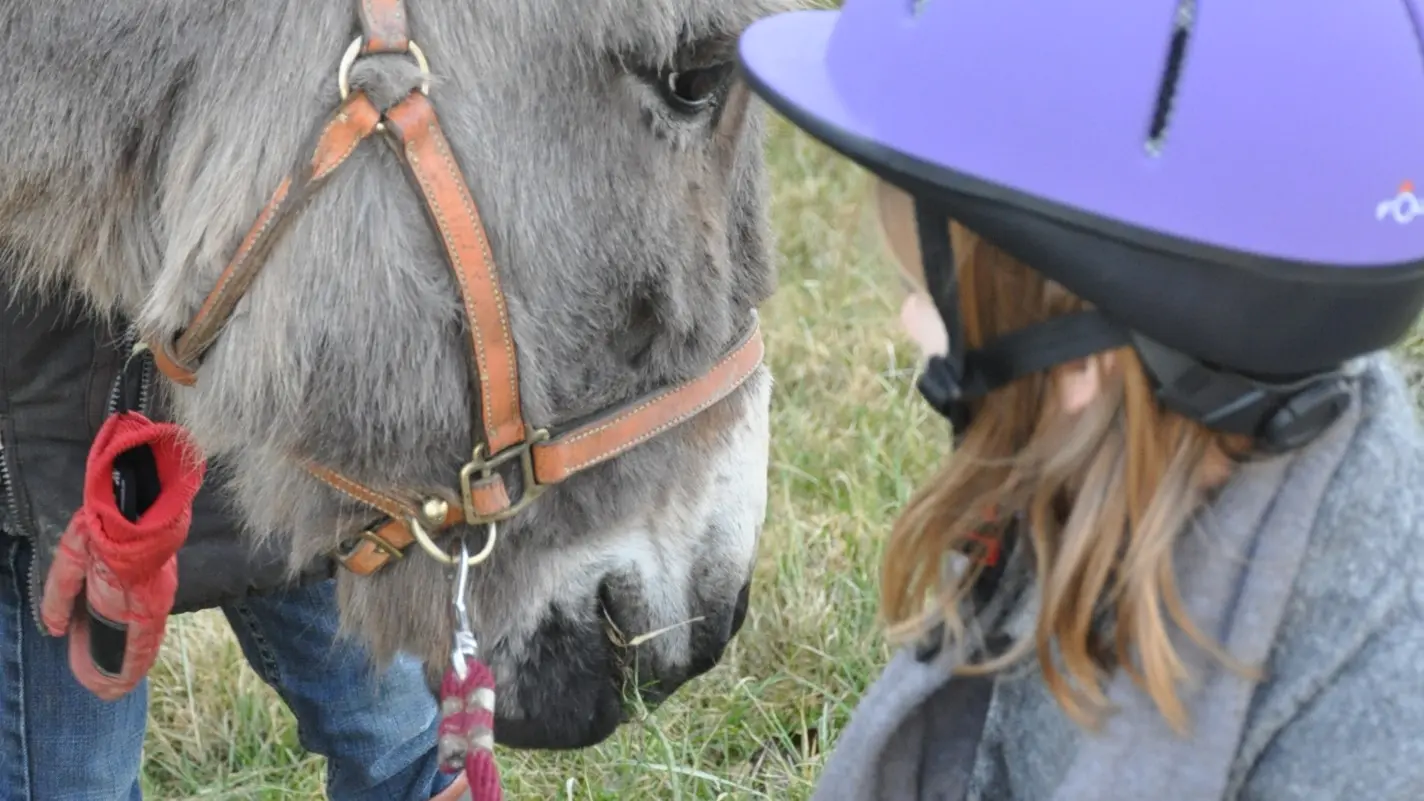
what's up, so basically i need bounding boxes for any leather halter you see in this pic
[143,0,765,578]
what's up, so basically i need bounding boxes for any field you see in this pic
[138,117,944,799]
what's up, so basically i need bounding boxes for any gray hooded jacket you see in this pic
[1,275,331,630]
[812,354,1424,801]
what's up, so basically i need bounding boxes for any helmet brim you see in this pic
[738,11,894,187]
[737,13,842,130]
[739,10,1016,221]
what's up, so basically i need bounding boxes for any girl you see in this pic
[738,2,1424,800]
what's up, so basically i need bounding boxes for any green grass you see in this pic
[139,118,943,799]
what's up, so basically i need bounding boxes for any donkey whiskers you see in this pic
[602,607,708,649]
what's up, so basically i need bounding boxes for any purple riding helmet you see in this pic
[738,0,1424,452]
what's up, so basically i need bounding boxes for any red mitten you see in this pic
[39,411,206,702]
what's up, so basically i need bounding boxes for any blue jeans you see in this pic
[0,536,457,801]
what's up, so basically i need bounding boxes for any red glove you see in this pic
[40,411,206,701]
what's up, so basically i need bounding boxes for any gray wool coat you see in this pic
[812,354,1424,801]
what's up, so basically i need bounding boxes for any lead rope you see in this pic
[438,533,504,800]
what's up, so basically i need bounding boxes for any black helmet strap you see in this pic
[910,198,1353,454]
[1130,333,1355,454]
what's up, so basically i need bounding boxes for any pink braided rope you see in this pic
[438,656,503,801]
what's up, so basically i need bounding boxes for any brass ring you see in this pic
[338,37,432,101]
[408,517,497,567]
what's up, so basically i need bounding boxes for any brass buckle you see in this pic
[458,426,551,525]
[334,524,406,566]
[338,36,431,101]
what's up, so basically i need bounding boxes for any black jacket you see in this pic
[0,276,331,632]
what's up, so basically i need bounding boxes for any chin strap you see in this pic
[909,198,1354,455]
[913,198,968,432]
[915,311,1132,428]
[1129,333,1355,455]
[912,198,1135,432]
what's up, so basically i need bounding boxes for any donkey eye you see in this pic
[656,63,734,115]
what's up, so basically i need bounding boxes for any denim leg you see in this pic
[0,537,146,801]
[221,578,456,801]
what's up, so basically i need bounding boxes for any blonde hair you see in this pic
[872,179,1254,734]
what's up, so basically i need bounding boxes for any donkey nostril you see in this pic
[730,581,752,638]
[597,581,628,653]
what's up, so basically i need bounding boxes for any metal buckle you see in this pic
[458,426,551,525]
[334,524,407,566]
[410,518,498,567]
[337,36,431,101]
[449,537,481,680]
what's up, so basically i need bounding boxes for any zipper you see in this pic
[1,336,26,531]
[107,325,155,418]
[0,432,23,630]
[104,327,134,416]
[0,428,20,534]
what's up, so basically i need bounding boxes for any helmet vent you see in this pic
[1146,0,1196,156]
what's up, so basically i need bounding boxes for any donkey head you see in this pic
[129,0,783,749]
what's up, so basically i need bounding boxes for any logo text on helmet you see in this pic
[1377,181,1422,225]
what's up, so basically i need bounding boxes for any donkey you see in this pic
[0,0,783,750]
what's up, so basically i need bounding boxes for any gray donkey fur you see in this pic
[0,0,787,748]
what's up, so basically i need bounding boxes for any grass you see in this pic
[139,117,943,799]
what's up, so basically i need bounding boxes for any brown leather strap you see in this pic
[148,92,384,385]
[333,494,468,576]
[532,321,765,484]
[338,523,413,575]
[308,459,461,576]
[383,93,528,457]
[463,475,513,517]
[306,463,414,522]
[329,318,765,577]
[358,0,410,54]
